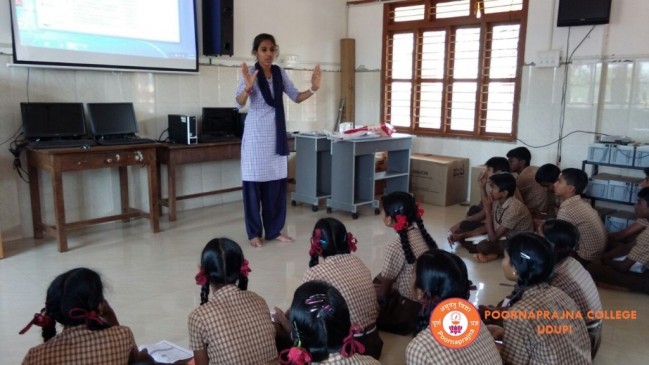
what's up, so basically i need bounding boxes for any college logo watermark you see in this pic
[430,298,481,349]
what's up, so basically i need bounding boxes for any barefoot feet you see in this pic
[249,237,263,248]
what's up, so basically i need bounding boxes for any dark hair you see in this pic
[381,191,437,264]
[638,187,649,204]
[251,33,278,56]
[535,163,561,184]
[485,157,510,173]
[541,219,580,262]
[309,218,353,267]
[506,147,531,166]
[489,172,517,197]
[506,233,555,292]
[560,168,589,195]
[198,238,248,304]
[644,167,649,177]
[43,268,110,341]
[415,250,471,332]
[289,281,351,362]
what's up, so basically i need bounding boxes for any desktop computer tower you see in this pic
[168,115,197,144]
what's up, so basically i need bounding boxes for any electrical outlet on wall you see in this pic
[537,50,561,67]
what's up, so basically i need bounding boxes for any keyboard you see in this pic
[96,138,156,146]
[198,135,241,143]
[29,139,97,149]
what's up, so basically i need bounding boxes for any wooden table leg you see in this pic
[168,161,177,222]
[147,151,160,233]
[51,170,68,252]
[0,230,4,259]
[119,166,130,223]
[28,158,44,239]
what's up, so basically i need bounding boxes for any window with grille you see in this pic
[383,0,527,141]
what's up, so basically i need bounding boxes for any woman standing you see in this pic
[236,33,321,248]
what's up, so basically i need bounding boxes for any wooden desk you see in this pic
[156,141,242,221]
[157,138,295,221]
[27,145,160,252]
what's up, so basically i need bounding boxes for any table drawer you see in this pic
[62,149,153,170]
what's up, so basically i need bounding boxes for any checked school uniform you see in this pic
[381,227,431,302]
[588,226,649,294]
[406,321,501,365]
[501,283,591,365]
[188,285,277,365]
[22,325,136,365]
[517,166,549,216]
[303,254,378,329]
[303,254,383,359]
[551,256,603,357]
[311,352,381,364]
[557,195,607,262]
[477,197,533,256]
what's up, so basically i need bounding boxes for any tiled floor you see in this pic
[1,201,648,364]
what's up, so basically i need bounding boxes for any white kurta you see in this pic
[236,66,299,182]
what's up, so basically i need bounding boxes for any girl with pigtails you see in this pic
[20,267,149,365]
[406,250,501,365]
[301,218,382,359]
[188,238,277,365]
[279,281,380,365]
[374,191,437,335]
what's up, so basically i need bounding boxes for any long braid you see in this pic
[200,284,210,305]
[415,217,437,249]
[398,228,416,264]
[309,254,319,268]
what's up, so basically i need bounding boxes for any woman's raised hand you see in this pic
[241,62,258,92]
[311,64,321,91]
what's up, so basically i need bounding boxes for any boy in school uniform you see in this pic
[534,163,561,220]
[474,173,534,263]
[507,147,549,217]
[588,187,649,295]
[554,168,607,264]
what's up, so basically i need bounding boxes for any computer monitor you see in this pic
[21,102,87,140]
[87,103,139,137]
[201,107,238,137]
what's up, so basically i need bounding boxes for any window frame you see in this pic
[381,0,529,141]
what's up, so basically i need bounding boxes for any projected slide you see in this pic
[10,0,198,72]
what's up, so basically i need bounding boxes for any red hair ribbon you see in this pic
[416,202,424,218]
[240,259,251,277]
[309,228,323,256]
[279,346,312,365]
[68,308,106,326]
[393,214,409,232]
[341,323,366,357]
[195,267,208,286]
[347,232,358,252]
[19,308,54,335]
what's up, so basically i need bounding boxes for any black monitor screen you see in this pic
[87,103,139,136]
[21,102,86,140]
[202,107,238,136]
[557,0,611,27]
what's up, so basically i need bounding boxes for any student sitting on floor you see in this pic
[534,163,561,220]
[300,217,382,359]
[541,219,603,359]
[473,173,534,263]
[405,249,502,365]
[489,233,591,365]
[20,268,149,365]
[507,146,549,217]
[607,169,649,249]
[449,156,512,248]
[188,238,277,365]
[554,168,607,264]
[588,187,649,295]
[374,191,437,335]
[279,281,380,365]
